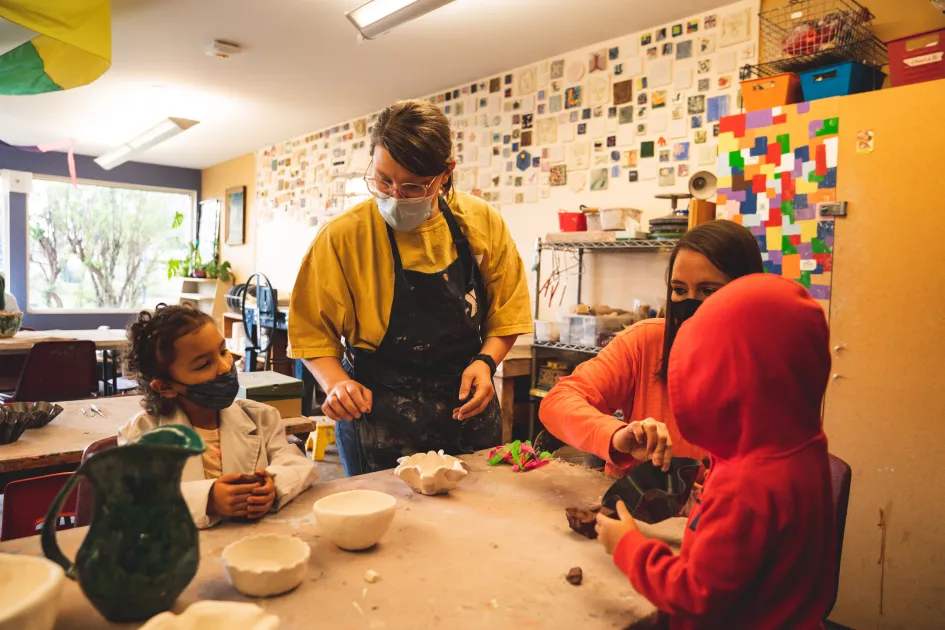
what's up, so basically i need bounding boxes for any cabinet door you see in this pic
[826,79,945,629]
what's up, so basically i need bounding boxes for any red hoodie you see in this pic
[613,274,836,629]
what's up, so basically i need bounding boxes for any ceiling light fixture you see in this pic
[346,0,455,39]
[94,117,199,170]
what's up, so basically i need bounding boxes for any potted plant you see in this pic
[204,260,233,283]
[167,243,202,279]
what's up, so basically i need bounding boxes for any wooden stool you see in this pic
[306,419,336,461]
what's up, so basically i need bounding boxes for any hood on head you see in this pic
[668,274,830,460]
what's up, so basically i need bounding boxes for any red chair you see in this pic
[75,436,119,527]
[10,341,98,402]
[826,454,852,618]
[1,472,78,541]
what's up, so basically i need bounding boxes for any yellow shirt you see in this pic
[192,425,223,480]
[288,192,533,359]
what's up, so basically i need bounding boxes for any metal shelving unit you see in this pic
[534,239,678,315]
[527,237,677,437]
[532,340,601,355]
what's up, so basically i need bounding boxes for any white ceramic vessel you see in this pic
[0,554,65,630]
[139,601,279,630]
[394,450,468,495]
[222,534,311,597]
[312,490,396,551]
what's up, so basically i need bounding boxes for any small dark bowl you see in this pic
[1,402,64,431]
[601,457,703,524]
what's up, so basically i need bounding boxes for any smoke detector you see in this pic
[205,40,242,60]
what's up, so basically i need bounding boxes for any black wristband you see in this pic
[473,353,497,377]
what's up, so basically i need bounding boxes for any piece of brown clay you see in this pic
[566,567,583,586]
[565,504,616,539]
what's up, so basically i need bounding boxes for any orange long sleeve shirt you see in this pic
[539,319,709,477]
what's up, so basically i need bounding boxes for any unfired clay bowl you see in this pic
[138,601,279,630]
[0,553,65,630]
[394,450,468,495]
[312,490,396,551]
[222,534,310,597]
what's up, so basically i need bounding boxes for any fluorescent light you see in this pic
[346,0,455,39]
[94,117,199,170]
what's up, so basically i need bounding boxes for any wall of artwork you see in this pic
[253,0,760,312]
[715,99,838,310]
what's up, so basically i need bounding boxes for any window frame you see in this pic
[25,174,197,315]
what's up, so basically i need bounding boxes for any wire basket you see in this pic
[752,0,887,76]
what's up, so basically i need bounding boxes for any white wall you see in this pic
[254,0,760,316]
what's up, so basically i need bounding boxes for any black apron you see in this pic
[344,197,502,473]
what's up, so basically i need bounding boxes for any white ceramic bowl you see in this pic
[139,601,280,630]
[221,534,310,597]
[312,490,396,551]
[0,554,65,630]
[394,450,468,495]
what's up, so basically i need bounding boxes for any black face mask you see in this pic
[175,363,240,410]
[671,298,703,329]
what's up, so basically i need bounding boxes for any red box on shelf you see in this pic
[888,29,945,87]
[557,211,587,232]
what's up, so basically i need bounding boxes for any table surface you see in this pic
[0,453,686,629]
[0,395,316,473]
[0,329,128,354]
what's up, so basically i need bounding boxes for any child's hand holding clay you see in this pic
[595,500,638,555]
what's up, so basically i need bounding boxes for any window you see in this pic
[28,177,195,311]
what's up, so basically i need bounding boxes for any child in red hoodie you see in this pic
[596,274,836,629]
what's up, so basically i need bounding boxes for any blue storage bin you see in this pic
[800,62,885,102]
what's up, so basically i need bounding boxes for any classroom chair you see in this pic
[75,436,119,527]
[0,472,77,541]
[7,340,98,402]
[826,453,852,618]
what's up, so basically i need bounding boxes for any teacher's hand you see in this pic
[323,380,372,421]
[611,418,673,471]
[453,360,495,421]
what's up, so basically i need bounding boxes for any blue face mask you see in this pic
[176,362,239,410]
[375,193,437,232]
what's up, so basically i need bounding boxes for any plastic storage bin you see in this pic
[600,207,644,232]
[740,73,802,112]
[799,62,885,102]
[888,29,945,87]
[534,320,560,343]
[558,211,587,232]
[557,313,634,348]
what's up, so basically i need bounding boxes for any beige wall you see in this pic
[200,153,256,285]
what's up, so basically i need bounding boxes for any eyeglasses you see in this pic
[364,166,441,200]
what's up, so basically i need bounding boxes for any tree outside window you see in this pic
[28,178,193,310]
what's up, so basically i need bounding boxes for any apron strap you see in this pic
[438,197,476,286]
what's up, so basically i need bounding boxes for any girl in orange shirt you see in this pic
[539,220,764,478]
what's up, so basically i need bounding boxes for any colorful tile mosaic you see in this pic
[715,100,838,304]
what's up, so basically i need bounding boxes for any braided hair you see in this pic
[124,303,214,416]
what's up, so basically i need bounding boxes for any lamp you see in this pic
[346,0,455,39]
[94,117,199,170]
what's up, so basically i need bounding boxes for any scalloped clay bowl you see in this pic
[312,490,396,551]
[139,601,279,630]
[0,553,65,630]
[394,450,468,495]
[222,534,310,597]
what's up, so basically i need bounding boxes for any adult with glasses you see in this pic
[288,99,533,476]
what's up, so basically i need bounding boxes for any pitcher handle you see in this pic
[40,470,84,579]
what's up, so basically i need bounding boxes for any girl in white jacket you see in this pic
[119,304,318,529]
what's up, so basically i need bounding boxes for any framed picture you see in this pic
[225,186,246,246]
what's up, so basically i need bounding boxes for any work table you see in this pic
[0,452,685,629]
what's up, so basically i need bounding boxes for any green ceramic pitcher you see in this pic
[42,425,205,622]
